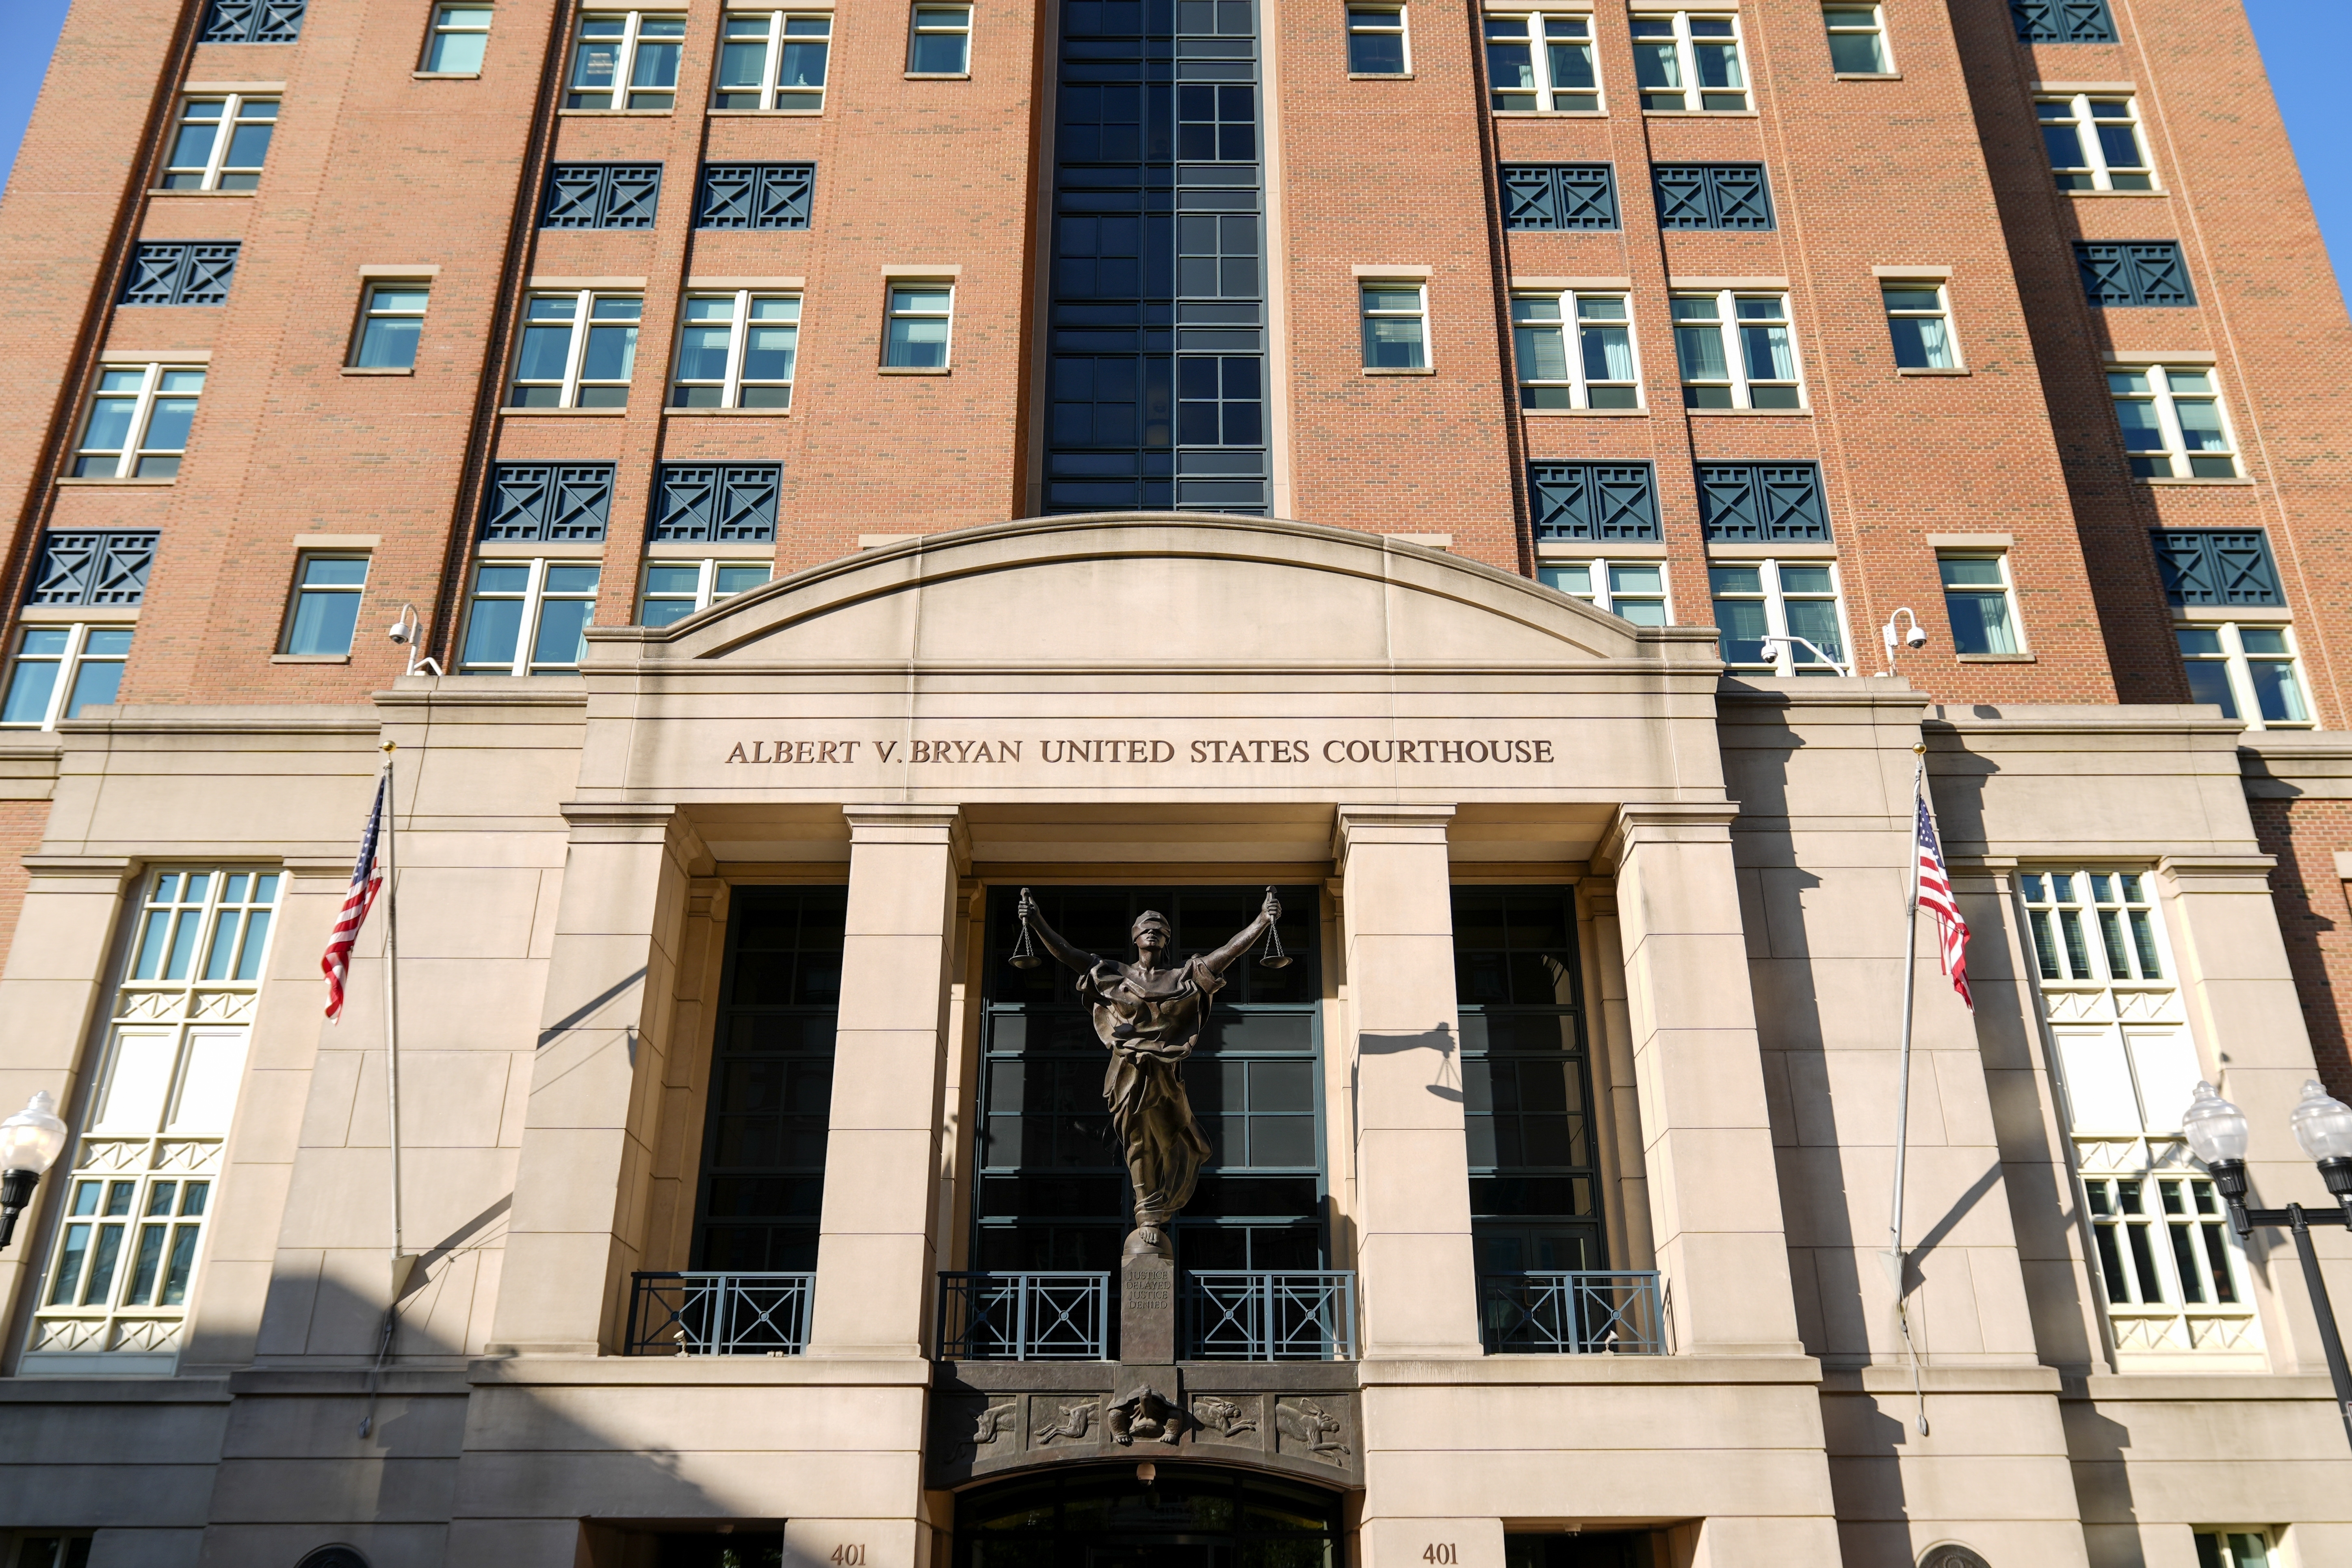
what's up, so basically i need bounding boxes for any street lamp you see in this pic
[2180,1079,2352,1450]
[0,1090,69,1249]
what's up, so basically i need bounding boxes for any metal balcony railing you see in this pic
[1184,1270,1357,1361]
[625,1271,814,1356]
[1477,1270,1665,1354]
[937,1271,1113,1360]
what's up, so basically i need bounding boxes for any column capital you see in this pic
[842,803,970,870]
[1331,803,1455,869]
[1593,801,1739,872]
[2155,852,2278,892]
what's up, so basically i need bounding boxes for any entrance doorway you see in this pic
[957,1465,1343,1568]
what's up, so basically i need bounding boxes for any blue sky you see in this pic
[0,0,2346,297]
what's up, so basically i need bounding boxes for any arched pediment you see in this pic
[586,514,1717,669]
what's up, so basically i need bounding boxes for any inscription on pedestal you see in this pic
[1121,1252,1176,1365]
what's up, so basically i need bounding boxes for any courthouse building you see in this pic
[6,0,2352,1564]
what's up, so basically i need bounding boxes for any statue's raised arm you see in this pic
[1196,888,1280,976]
[1015,888,1103,974]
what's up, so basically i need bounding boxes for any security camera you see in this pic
[1904,623,1928,651]
[388,617,413,645]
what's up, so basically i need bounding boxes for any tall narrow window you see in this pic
[2108,365,2237,478]
[424,4,493,70]
[1,626,133,729]
[1512,290,1640,408]
[1631,12,1747,112]
[1822,5,1889,71]
[909,4,972,72]
[1672,292,1800,408]
[351,282,428,369]
[74,365,206,479]
[1710,560,1847,674]
[1359,283,1427,370]
[567,11,687,109]
[716,11,832,109]
[2038,94,2155,191]
[509,291,641,407]
[1882,283,1957,369]
[27,868,280,1373]
[281,556,369,656]
[1346,5,1408,74]
[1484,14,1598,112]
[1939,554,2021,655]
[459,561,602,674]
[162,97,277,191]
[883,284,954,368]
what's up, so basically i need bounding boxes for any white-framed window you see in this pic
[1882,282,1958,370]
[0,625,132,729]
[1360,282,1427,370]
[1672,291,1801,409]
[1939,554,2023,656]
[1822,5,1889,73]
[2038,93,2155,192]
[640,559,773,626]
[160,95,277,191]
[2020,868,2262,1365]
[2177,622,2312,730]
[716,10,832,109]
[1512,289,1639,408]
[884,282,955,368]
[281,555,369,656]
[2194,1530,2276,1568]
[1631,12,1747,112]
[351,282,429,369]
[26,868,280,1373]
[672,291,800,408]
[1347,4,1408,74]
[423,4,493,71]
[908,4,972,74]
[1710,559,1847,674]
[1539,559,1668,625]
[74,364,206,479]
[460,560,601,674]
[1484,13,1598,112]
[567,10,687,110]
[2108,364,2237,479]
[510,291,641,407]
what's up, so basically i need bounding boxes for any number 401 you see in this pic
[832,1548,867,1566]
[1423,1548,1458,1565]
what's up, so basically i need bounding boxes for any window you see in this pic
[2150,529,2281,608]
[1939,554,2021,655]
[717,11,831,108]
[672,292,800,407]
[1672,292,1801,408]
[1180,357,1264,444]
[1631,12,1747,112]
[26,869,279,1372]
[119,243,240,307]
[884,284,953,368]
[567,11,686,110]
[74,365,205,479]
[2038,94,2154,191]
[8,1538,93,1568]
[161,96,277,191]
[908,4,972,73]
[1347,6,1408,74]
[1512,290,1640,408]
[1528,463,1660,540]
[1179,83,1257,160]
[280,556,368,656]
[461,561,601,674]
[1,626,134,729]
[2177,624,2311,729]
[1883,282,1957,369]
[26,532,158,608]
[2076,241,2194,306]
[640,559,773,626]
[2194,1531,2276,1568]
[1360,283,1427,370]
[482,463,615,542]
[695,162,816,229]
[198,0,305,43]
[1484,14,1598,112]
[424,4,492,70]
[2011,0,2115,44]
[1698,463,1830,541]
[351,282,428,368]
[509,291,641,407]
[1498,164,1618,230]
[1651,163,1773,229]
[1822,5,1889,72]
[2108,365,2238,478]
[2021,869,2258,1362]
[652,463,782,542]
[1540,559,1668,625]
[1710,560,1847,674]
[541,162,662,228]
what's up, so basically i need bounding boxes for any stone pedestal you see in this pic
[1121,1248,1177,1365]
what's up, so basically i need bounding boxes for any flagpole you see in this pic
[380,741,411,1302]
[1888,740,1928,1433]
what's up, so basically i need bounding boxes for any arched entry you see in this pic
[956,1464,1344,1568]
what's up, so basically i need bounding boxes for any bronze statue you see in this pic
[1014,888,1282,1258]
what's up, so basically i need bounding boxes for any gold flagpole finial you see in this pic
[381,740,398,755]
[1912,742,1927,756]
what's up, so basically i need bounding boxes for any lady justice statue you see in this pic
[1013,889,1284,1258]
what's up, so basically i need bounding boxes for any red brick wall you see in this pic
[0,801,56,971]
[2248,798,2352,1100]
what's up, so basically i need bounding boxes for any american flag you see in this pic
[1914,791,1971,1011]
[323,771,388,1020]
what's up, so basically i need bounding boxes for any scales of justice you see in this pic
[1008,887,1291,1262]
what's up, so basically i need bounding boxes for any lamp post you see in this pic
[0,1090,69,1249]
[2181,1079,2352,1451]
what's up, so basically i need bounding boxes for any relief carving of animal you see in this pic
[1035,1399,1098,1445]
[959,1402,1017,1457]
[1275,1399,1351,1461]
[1189,1396,1257,1438]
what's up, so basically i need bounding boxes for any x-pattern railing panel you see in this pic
[1477,1271,1664,1354]
[1184,1271,1356,1361]
[626,1271,814,1355]
[938,1271,1111,1360]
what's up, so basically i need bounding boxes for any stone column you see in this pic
[803,804,966,1359]
[1600,803,1804,1356]
[1335,805,1482,1359]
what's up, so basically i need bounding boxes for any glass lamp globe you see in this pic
[2289,1079,2352,1163]
[0,1090,69,1176]
[2181,1080,2250,1165]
